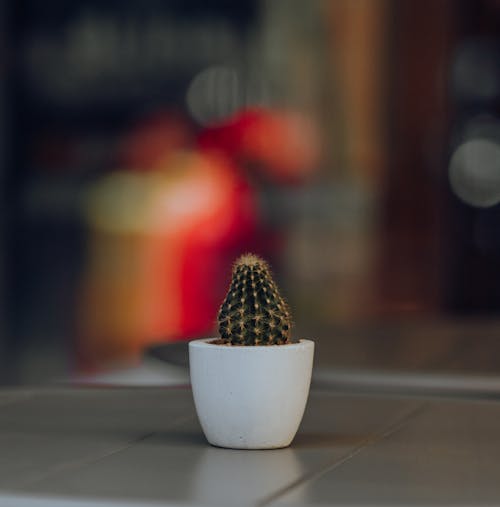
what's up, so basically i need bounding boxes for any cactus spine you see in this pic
[218,254,292,345]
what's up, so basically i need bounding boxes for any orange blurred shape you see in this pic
[77,150,258,372]
[198,108,320,184]
[119,111,194,170]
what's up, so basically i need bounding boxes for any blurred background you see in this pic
[1,0,500,384]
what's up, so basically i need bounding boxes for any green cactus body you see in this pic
[218,254,292,345]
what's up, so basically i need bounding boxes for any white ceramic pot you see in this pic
[189,338,314,450]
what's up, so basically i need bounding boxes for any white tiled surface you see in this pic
[0,387,499,506]
[272,399,500,505]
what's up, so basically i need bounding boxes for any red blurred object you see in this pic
[198,108,320,184]
[77,107,315,371]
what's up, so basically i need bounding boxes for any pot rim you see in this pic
[189,337,314,351]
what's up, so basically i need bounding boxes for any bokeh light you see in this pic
[449,138,500,208]
[186,65,271,126]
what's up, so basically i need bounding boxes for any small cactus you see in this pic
[218,253,292,345]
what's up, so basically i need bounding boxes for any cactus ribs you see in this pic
[217,253,292,345]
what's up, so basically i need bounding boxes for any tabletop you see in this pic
[1,385,500,506]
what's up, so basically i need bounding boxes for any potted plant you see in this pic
[189,253,314,449]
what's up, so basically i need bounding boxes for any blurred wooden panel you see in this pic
[375,0,456,315]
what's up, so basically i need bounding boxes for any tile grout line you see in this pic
[256,403,430,507]
[18,414,196,491]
